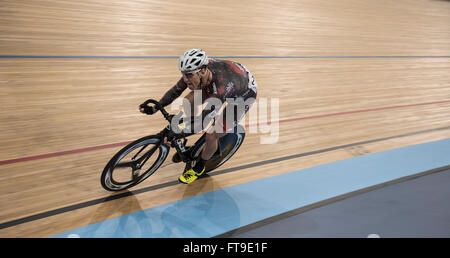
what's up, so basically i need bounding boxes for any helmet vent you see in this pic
[179,49,208,72]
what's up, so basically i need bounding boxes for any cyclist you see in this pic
[139,49,257,184]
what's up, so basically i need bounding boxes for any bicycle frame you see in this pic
[140,99,205,168]
[143,98,229,167]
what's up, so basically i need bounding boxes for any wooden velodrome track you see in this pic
[1,0,449,237]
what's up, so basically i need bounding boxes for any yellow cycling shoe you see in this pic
[178,167,205,184]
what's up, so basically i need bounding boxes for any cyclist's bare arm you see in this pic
[139,78,187,114]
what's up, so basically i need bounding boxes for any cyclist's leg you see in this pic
[180,107,227,180]
[217,90,257,134]
[201,94,255,160]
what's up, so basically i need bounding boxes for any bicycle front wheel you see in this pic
[101,135,169,191]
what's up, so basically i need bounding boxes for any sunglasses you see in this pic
[182,69,200,79]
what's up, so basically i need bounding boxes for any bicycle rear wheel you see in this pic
[101,135,169,191]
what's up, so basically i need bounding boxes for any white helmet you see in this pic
[178,49,209,72]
